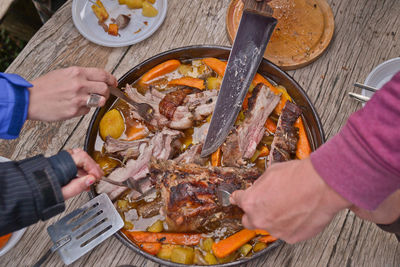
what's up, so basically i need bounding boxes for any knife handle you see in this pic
[242,0,273,16]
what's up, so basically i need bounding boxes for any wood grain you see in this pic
[0,0,399,266]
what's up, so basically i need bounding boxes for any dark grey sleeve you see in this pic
[0,150,77,235]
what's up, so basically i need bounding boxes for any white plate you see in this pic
[362,57,400,102]
[0,156,27,257]
[72,0,167,47]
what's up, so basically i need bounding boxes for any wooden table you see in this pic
[1,0,399,266]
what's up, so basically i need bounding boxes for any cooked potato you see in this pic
[142,1,158,17]
[147,0,156,3]
[178,64,193,76]
[147,220,164,233]
[239,243,252,257]
[157,244,177,260]
[123,221,134,230]
[206,77,222,90]
[170,247,194,264]
[253,242,267,252]
[125,0,143,9]
[200,237,214,253]
[95,155,120,175]
[204,252,218,265]
[118,0,126,4]
[99,109,125,140]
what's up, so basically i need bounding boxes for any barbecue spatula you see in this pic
[33,193,124,266]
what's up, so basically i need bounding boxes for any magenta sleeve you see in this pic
[310,72,400,210]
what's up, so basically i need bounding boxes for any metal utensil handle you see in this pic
[101,176,126,187]
[32,235,71,267]
[109,86,139,109]
[354,82,379,92]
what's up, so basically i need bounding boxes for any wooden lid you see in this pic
[226,0,334,70]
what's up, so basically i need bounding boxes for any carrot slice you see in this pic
[265,118,277,133]
[294,117,311,159]
[252,74,280,95]
[212,229,256,258]
[202,58,227,77]
[254,229,270,236]
[122,230,203,246]
[140,59,181,84]
[137,242,162,255]
[258,146,270,157]
[0,233,11,248]
[125,121,148,141]
[168,77,205,90]
[259,235,278,244]
[108,23,118,36]
[211,147,222,166]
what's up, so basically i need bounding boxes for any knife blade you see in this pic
[201,2,277,157]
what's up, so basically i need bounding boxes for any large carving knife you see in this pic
[201,0,277,157]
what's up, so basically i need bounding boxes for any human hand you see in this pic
[351,190,400,225]
[28,67,117,121]
[230,158,351,243]
[62,148,103,200]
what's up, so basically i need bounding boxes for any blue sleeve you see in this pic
[0,73,32,139]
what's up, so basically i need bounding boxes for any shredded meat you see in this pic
[149,160,260,232]
[222,84,280,166]
[268,101,302,165]
[159,88,193,119]
[104,136,149,159]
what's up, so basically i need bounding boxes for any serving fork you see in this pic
[348,82,378,103]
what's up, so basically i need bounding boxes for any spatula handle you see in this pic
[32,248,54,267]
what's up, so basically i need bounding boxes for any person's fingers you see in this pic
[81,67,117,87]
[62,175,96,200]
[242,214,256,229]
[230,189,245,207]
[69,148,103,178]
[85,81,110,99]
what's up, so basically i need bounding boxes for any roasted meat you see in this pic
[222,84,280,166]
[173,143,207,165]
[159,88,194,119]
[104,136,149,159]
[149,160,261,232]
[97,128,183,200]
[268,101,302,165]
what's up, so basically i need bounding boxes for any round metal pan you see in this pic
[85,45,325,266]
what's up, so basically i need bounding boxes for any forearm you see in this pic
[311,72,400,210]
[0,151,77,235]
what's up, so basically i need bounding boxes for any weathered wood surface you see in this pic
[0,0,399,266]
[0,0,14,21]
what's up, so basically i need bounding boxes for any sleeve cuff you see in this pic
[18,155,65,221]
[0,73,31,139]
[49,150,78,187]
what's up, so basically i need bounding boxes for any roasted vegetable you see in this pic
[206,76,222,90]
[253,241,267,252]
[108,23,119,36]
[200,237,214,253]
[95,154,120,175]
[259,235,278,244]
[147,220,164,233]
[202,57,227,77]
[211,147,222,166]
[212,229,256,258]
[125,0,143,9]
[138,242,162,255]
[178,64,193,75]
[0,233,11,249]
[239,243,252,257]
[140,59,181,84]
[117,199,129,212]
[123,221,134,230]
[99,109,125,140]
[265,118,277,133]
[125,121,148,141]
[295,117,311,159]
[205,252,218,264]
[157,244,177,260]
[168,77,205,90]
[91,0,109,22]
[142,1,158,17]
[170,247,195,264]
[123,231,202,245]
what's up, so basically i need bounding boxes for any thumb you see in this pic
[62,175,96,200]
[230,189,246,207]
